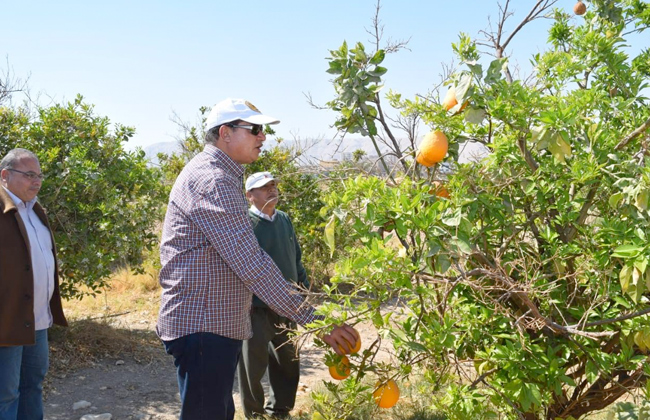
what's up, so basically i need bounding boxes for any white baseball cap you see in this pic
[245,171,278,191]
[205,98,280,131]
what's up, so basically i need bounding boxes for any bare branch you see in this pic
[0,56,30,105]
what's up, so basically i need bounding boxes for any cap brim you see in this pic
[241,115,280,125]
[247,177,278,191]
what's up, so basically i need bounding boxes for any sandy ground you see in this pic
[43,315,387,420]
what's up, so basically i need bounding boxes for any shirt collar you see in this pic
[2,186,37,211]
[250,205,276,222]
[204,143,245,179]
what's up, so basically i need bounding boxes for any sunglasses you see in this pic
[226,123,264,136]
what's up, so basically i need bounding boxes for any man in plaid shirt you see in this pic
[157,98,359,420]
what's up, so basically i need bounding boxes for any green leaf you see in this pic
[403,341,429,353]
[620,265,633,293]
[442,208,462,226]
[609,192,624,208]
[532,126,552,150]
[612,244,644,259]
[636,189,649,211]
[370,49,385,65]
[466,61,483,78]
[368,66,388,77]
[485,58,508,84]
[548,133,571,163]
[450,236,472,255]
[324,215,336,258]
[558,131,572,157]
[455,73,472,100]
[464,107,485,124]
[634,258,648,274]
[326,60,343,75]
[436,254,451,274]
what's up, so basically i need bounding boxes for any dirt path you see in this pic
[43,316,385,420]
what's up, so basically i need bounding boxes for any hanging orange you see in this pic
[442,86,468,113]
[338,336,362,354]
[442,87,459,111]
[328,355,351,380]
[429,181,450,199]
[416,131,449,167]
[373,379,400,408]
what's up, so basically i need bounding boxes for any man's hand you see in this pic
[321,324,360,355]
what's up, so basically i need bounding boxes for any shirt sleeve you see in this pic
[188,186,316,326]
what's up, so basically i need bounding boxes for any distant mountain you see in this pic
[143,141,180,165]
[141,137,489,166]
[140,138,380,166]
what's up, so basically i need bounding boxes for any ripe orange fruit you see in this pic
[442,86,468,113]
[338,336,362,354]
[373,379,400,408]
[416,131,449,167]
[573,1,586,15]
[442,87,458,111]
[329,355,351,380]
[429,181,450,199]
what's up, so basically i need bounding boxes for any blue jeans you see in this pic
[0,329,49,420]
[163,332,242,420]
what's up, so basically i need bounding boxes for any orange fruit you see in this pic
[416,131,449,167]
[442,86,468,113]
[429,181,450,199]
[573,1,586,15]
[373,379,400,408]
[329,355,351,380]
[337,336,362,354]
[442,87,459,111]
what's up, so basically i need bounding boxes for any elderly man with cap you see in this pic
[237,171,309,419]
[156,98,359,420]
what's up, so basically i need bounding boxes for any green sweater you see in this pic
[249,209,309,308]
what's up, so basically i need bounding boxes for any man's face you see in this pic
[246,180,279,214]
[0,156,43,203]
[221,121,266,164]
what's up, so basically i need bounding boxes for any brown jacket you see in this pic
[0,187,67,346]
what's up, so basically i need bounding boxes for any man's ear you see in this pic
[245,191,253,202]
[219,125,231,142]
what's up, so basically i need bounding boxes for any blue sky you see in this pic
[1,1,559,151]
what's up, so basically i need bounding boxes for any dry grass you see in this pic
[48,263,164,378]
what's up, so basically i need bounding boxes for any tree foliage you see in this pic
[314,1,650,419]
[0,95,166,298]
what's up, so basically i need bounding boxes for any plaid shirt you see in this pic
[156,144,316,341]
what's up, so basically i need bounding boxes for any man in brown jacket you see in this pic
[0,148,67,420]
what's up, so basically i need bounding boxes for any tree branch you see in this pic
[614,116,650,151]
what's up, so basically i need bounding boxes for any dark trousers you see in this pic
[237,307,300,419]
[163,332,242,420]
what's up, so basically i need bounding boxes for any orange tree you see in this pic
[0,95,166,298]
[310,1,650,419]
